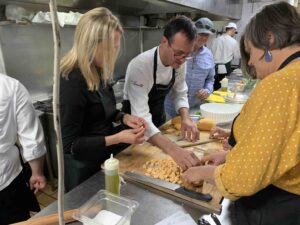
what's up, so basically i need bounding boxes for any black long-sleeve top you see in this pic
[60,69,121,162]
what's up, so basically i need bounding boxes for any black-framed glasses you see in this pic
[168,41,192,60]
[195,22,216,33]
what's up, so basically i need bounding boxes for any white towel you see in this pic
[32,11,82,27]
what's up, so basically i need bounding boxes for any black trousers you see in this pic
[213,62,232,91]
[0,171,40,225]
[234,186,300,225]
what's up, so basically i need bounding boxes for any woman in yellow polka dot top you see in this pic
[183,2,300,225]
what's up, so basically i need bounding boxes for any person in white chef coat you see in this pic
[210,22,240,90]
[0,73,47,224]
[123,15,201,170]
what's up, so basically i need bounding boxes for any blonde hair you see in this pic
[60,7,123,91]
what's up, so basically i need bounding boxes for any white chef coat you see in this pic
[123,46,189,140]
[210,34,240,73]
[0,74,46,191]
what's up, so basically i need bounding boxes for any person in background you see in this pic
[123,16,201,170]
[183,2,300,224]
[210,22,240,90]
[0,74,47,225]
[164,17,215,117]
[60,7,147,192]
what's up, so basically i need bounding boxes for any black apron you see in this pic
[64,83,122,192]
[123,48,176,127]
[213,61,232,91]
[230,51,300,225]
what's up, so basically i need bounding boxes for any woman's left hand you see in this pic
[123,114,148,129]
[182,165,216,185]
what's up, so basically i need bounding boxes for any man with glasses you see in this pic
[165,17,216,117]
[210,22,240,90]
[123,16,200,170]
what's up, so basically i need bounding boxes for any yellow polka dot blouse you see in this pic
[215,61,300,200]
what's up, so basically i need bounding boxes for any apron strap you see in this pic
[278,51,300,70]
[153,48,176,89]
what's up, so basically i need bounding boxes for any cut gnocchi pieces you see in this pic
[142,158,203,190]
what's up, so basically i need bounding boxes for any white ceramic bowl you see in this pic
[200,103,242,124]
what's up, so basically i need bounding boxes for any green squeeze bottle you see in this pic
[104,154,120,195]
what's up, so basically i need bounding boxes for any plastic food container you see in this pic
[200,103,242,124]
[73,190,139,225]
[224,93,248,104]
[232,82,246,92]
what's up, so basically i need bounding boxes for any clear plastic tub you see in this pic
[73,190,139,225]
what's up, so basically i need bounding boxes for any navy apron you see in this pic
[123,48,176,127]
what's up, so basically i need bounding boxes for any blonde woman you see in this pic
[60,7,147,192]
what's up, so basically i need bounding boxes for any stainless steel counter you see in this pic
[33,171,235,225]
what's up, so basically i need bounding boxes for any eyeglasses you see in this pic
[195,22,216,33]
[168,42,191,60]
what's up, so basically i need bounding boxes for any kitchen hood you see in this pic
[0,0,243,20]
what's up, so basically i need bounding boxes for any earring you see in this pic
[264,50,272,62]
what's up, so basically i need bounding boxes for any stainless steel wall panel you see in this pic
[0,23,145,99]
[0,23,74,100]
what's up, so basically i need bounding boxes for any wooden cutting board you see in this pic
[160,121,217,147]
[116,142,223,213]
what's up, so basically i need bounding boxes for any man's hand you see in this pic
[29,174,47,194]
[28,156,46,194]
[170,147,201,171]
[196,89,209,100]
[181,117,199,142]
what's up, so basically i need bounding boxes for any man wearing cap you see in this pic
[165,17,215,117]
[210,22,240,90]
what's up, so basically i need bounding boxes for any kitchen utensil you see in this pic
[162,127,218,148]
[12,209,76,225]
[124,171,212,202]
[210,214,222,225]
[198,214,222,225]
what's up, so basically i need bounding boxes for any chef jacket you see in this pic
[123,46,189,140]
[210,34,240,74]
[0,74,46,191]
